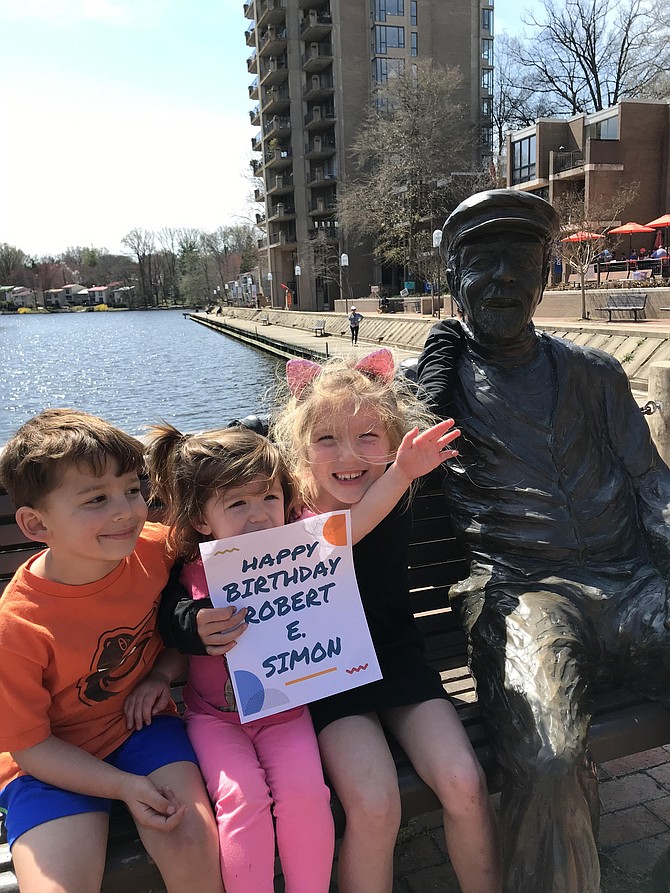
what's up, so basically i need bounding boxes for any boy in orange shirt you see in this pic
[0,409,224,893]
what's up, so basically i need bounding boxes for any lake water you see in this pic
[0,310,282,446]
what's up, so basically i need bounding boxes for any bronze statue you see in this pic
[417,189,670,893]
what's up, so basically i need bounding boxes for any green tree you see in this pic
[0,243,27,284]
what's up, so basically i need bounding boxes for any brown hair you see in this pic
[0,408,146,509]
[146,423,298,562]
[271,354,437,509]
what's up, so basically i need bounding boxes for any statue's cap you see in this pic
[443,189,560,253]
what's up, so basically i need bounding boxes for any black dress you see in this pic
[309,498,448,734]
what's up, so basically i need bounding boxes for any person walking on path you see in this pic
[348,307,363,345]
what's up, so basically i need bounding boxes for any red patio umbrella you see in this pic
[607,221,655,257]
[646,214,670,252]
[560,230,603,242]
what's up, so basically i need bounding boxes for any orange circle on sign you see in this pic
[322,513,347,546]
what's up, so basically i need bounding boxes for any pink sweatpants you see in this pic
[185,708,334,893]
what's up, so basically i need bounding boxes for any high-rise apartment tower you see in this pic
[244,0,494,310]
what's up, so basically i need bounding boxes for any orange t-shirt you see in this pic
[0,522,176,790]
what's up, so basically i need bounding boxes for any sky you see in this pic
[0,0,534,259]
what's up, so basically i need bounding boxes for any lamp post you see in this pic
[267,271,273,308]
[432,229,443,319]
[294,264,301,309]
[339,252,349,313]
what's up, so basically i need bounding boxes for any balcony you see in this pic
[259,55,289,86]
[243,1,254,19]
[254,187,265,202]
[297,0,329,8]
[258,25,287,58]
[257,0,286,28]
[247,49,258,73]
[302,72,334,102]
[251,158,264,177]
[249,104,261,126]
[269,227,297,247]
[304,105,336,131]
[267,202,296,222]
[261,84,290,116]
[554,150,584,174]
[251,131,263,152]
[308,195,337,217]
[305,135,336,159]
[255,212,266,227]
[264,146,293,169]
[248,76,259,100]
[307,168,337,187]
[301,42,334,72]
[264,114,291,141]
[300,9,332,41]
[308,222,339,241]
[245,22,256,46]
[267,172,295,195]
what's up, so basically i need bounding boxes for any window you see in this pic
[411,31,418,56]
[482,8,493,33]
[410,0,417,25]
[586,114,619,141]
[373,0,386,21]
[481,96,492,119]
[481,68,493,93]
[374,24,405,53]
[512,135,536,184]
[482,38,493,65]
[373,57,405,83]
[482,125,493,151]
[387,0,404,13]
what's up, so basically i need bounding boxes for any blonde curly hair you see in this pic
[270,353,437,510]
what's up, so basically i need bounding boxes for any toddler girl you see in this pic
[271,349,502,893]
[124,424,335,893]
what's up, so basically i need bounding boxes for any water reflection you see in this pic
[0,311,281,444]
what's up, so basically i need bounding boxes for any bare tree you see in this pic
[338,59,491,284]
[121,228,156,306]
[555,182,639,318]
[511,0,670,115]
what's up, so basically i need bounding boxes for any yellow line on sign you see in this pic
[285,667,338,686]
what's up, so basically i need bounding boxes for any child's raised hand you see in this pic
[393,419,460,482]
[196,605,249,656]
[124,670,172,731]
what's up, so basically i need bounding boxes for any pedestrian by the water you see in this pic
[348,306,363,345]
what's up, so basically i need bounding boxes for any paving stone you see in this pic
[608,829,670,875]
[599,804,668,846]
[603,748,670,777]
[404,862,461,893]
[600,773,668,812]
[649,764,670,790]
[645,796,670,827]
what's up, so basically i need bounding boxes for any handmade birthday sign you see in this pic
[200,510,381,723]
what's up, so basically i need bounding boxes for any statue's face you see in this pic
[457,232,547,344]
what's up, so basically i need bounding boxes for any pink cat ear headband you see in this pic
[286,349,395,399]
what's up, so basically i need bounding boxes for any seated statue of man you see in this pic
[417,189,670,893]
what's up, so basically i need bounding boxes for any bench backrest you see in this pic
[605,293,647,309]
[315,319,325,327]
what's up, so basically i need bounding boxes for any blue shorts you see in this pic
[0,715,197,848]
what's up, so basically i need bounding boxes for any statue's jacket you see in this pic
[420,324,670,598]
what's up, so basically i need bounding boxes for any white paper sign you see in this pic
[199,510,381,723]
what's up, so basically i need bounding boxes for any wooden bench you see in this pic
[2,477,670,891]
[596,292,648,321]
[313,318,326,337]
[259,314,270,326]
